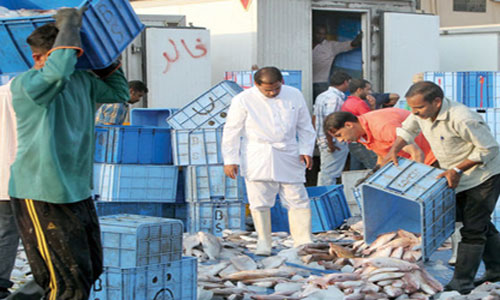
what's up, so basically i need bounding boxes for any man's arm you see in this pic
[91,67,129,104]
[401,143,425,163]
[385,93,400,107]
[222,96,246,179]
[383,114,421,165]
[296,98,317,170]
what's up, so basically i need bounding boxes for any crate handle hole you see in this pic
[152,276,158,283]
[166,273,172,281]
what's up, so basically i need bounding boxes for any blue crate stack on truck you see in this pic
[424,71,500,228]
[167,80,247,237]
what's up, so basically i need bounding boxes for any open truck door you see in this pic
[383,12,440,99]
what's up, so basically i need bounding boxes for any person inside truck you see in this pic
[222,66,316,256]
[312,24,361,102]
[7,8,129,299]
[384,81,500,294]
[95,80,148,125]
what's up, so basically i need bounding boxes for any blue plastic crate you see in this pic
[130,108,178,128]
[95,201,187,222]
[224,70,302,91]
[93,163,179,203]
[185,165,245,202]
[94,125,173,164]
[90,257,197,300]
[99,214,183,268]
[493,196,500,230]
[166,81,243,130]
[464,72,495,108]
[360,158,455,260]
[423,72,465,104]
[187,200,246,236]
[0,0,144,73]
[271,185,351,233]
[171,127,223,166]
[475,108,500,145]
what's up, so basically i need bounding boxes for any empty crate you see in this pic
[224,70,302,91]
[360,158,455,260]
[95,126,173,164]
[167,80,243,130]
[271,185,351,233]
[130,108,178,128]
[187,200,246,236]
[99,214,183,268]
[90,256,197,300]
[171,127,223,166]
[93,163,178,202]
[0,0,144,73]
[185,164,245,202]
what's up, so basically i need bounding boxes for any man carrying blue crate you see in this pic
[95,80,148,125]
[385,81,500,294]
[7,8,129,300]
[222,67,317,256]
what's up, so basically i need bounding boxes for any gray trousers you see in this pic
[348,142,377,170]
[0,201,19,289]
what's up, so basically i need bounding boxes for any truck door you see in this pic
[383,12,440,99]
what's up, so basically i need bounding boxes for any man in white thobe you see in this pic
[222,67,316,256]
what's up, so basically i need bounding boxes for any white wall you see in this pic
[440,33,500,71]
[132,0,257,85]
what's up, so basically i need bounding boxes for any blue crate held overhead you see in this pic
[130,108,178,128]
[94,201,187,223]
[99,214,184,268]
[271,185,351,233]
[94,125,173,164]
[360,158,455,261]
[171,127,224,166]
[224,70,302,91]
[93,163,179,203]
[187,200,246,236]
[0,0,144,74]
[90,257,197,300]
[167,80,243,130]
[185,164,245,202]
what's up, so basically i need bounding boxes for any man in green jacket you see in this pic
[8,8,129,300]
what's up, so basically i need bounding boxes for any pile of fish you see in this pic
[0,7,57,18]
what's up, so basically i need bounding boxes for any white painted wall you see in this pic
[440,33,500,71]
[132,0,257,85]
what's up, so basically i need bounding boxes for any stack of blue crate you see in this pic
[93,108,185,221]
[89,214,196,300]
[167,80,246,237]
[424,71,500,228]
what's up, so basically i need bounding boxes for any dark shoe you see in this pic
[475,233,500,286]
[0,288,10,299]
[444,242,484,294]
[5,280,44,300]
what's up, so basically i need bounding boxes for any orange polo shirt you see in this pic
[358,108,436,166]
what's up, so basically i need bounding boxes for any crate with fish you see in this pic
[185,164,245,202]
[359,158,455,260]
[93,163,179,203]
[171,126,224,166]
[90,256,197,300]
[94,201,187,223]
[224,70,302,91]
[130,108,178,128]
[94,125,173,164]
[0,0,144,74]
[166,80,243,130]
[423,72,464,104]
[99,214,183,268]
[187,200,246,236]
[271,185,351,233]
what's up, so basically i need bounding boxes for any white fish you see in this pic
[223,268,296,281]
[409,292,429,300]
[219,264,239,278]
[335,280,364,289]
[198,261,231,277]
[344,293,365,300]
[323,272,361,284]
[211,287,248,296]
[367,232,397,251]
[274,282,303,294]
[197,287,214,300]
[197,232,222,260]
[360,282,381,293]
[383,286,404,298]
[376,280,394,286]
[367,267,400,276]
[365,292,389,299]
[261,255,286,269]
[414,269,442,293]
[364,257,420,271]
[394,294,410,300]
[191,248,209,261]
[390,247,404,259]
[182,234,200,256]
[230,255,257,271]
[368,272,406,282]
[391,279,405,288]
[252,281,275,288]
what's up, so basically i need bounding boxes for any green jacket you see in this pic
[9,49,129,203]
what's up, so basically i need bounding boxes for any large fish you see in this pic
[223,267,296,281]
[197,232,222,260]
[364,257,420,271]
[328,242,355,258]
[230,255,258,271]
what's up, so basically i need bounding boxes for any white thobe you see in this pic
[0,81,16,200]
[222,85,316,183]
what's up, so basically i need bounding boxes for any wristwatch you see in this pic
[452,167,463,175]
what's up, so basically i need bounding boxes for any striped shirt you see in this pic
[314,86,345,147]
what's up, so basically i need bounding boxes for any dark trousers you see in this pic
[456,174,500,244]
[348,142,377,170]
[10,197,102,300]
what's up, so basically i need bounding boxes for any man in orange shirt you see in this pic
[324,108,437,167]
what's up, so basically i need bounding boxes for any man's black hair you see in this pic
[254,67,283,85]
[128,80,148,93]
[27,23,58,52]
[323,111,359,137]
[405,81,444,103]
[330,72,351,87]
[349,78,370,94]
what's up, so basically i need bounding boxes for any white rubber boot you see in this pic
[251,209,272,256]
[449,222,463,266]
[288,208,313,247]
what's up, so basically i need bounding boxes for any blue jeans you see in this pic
[317,143,349,186]
[0,201,19,289]
[348,142,377,170]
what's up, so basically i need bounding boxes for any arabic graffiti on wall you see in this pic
[162,38,208,73]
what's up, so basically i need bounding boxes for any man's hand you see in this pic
[326,136,340,153]
[300,155,313,170]
[382,148,399,166]
[437,169,461,189]
[366,95,376,110]
[224,164,239,179]
[328,144,340,153]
